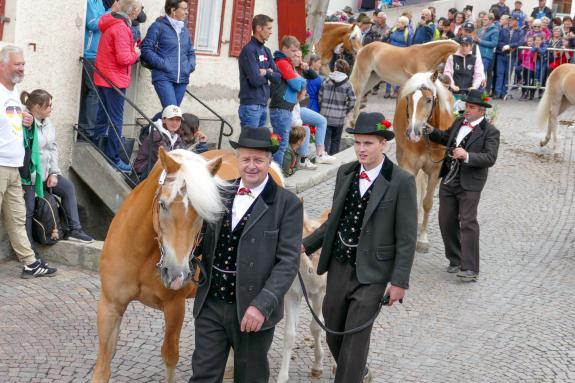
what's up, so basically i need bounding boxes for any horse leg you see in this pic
[224,350,234,380]
[92,295,127,383]
[415,170,427,227]
[417,171,440,253]
[277,290,301,383]
[309,286,326,378]
[161,298,186,383]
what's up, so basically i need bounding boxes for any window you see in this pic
[188,0,225,55]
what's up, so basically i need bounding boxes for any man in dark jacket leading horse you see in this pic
[425,89,500,281]
[190,127,303,383]
[302,112,418,383]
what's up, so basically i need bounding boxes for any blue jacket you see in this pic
[238,37,281,106]
[141,17,196,84]
[478,24,500,60]
[269,51,306,109]
[388,27,411,47]
[412,22,435,45]
[510,10,526,28]
[496,27,510,52]
[509,28,524,49]
[84,0,106,60]
[306,71,323,112]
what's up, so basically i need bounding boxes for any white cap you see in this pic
[162,105,183,119]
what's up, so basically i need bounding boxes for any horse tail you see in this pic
[536,83,551,132]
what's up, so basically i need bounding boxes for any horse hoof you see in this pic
[223,368,234,380]
[416,241,430,253]
[332,365,337,375]
[311,369,323,378]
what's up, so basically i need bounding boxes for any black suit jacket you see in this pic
[193,177,303,331]
[429,117,500,192]
[303,157,417,289]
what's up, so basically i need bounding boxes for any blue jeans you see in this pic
[81,58,99,137]
[94,87,126,164]
[495,54,509,96]
[153,80,188,108]
[238,104,267,129]
[298,107,327,157]
[270,108,292,165]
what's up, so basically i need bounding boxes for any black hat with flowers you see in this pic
[229,126,279,153]
[461,89,492,108]
[346,112,394,140]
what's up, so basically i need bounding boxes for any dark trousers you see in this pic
[494,53,509,96]
[153,80,188,108]
[325,124,344,155]
[323,258,386,383]
[190,297,275,383]
[22,175,82,244]
[438,182,481,272]
[94,86,126,164]
[80,58,99,138]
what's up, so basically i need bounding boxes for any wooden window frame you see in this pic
[188,0,227,57]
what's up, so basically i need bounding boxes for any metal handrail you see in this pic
[184,89,234,149]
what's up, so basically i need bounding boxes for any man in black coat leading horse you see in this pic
[426,89,500,281]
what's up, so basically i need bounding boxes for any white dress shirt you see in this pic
[231,175,268,230]
[456,117,483,163]
[359,158,385,197]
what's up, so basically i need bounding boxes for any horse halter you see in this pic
[404,86,449,164]
[152,170,206,286]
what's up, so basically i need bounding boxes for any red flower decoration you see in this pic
[376,119,392,131]
[270,133,282,146]
[483,97,491,101]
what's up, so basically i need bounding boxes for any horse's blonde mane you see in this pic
[400,72,452,115]
[420,39,460,48]
[165,149,227,223]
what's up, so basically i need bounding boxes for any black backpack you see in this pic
[32,192,68,245]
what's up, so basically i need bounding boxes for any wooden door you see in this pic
[277,0,307,46]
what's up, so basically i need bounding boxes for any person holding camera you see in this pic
[412,8,436,44]
[425,90,500,282]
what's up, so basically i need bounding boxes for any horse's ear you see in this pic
[206,156,222,177]
[431,69,440,83]
[159,147,181,174]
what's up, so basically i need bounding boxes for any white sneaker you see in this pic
[298,158,318,170]
[316,153,336,164]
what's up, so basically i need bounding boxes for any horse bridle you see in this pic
[404,86,449,164]
[152,170,206,286]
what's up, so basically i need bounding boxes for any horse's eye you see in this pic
[427,98,433,104]
[159,201,169,212]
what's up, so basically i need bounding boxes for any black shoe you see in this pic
[363,367,372,382]
[457,269,478,281]
[21,259,58,279]
[65,229,94,244]
[446,265,460,273]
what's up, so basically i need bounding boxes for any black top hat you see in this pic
[461,89,492,108]
[229,126,279,152]
[345,112,394,140]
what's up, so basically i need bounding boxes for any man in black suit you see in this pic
[303,112,418,383]
[426,89,500,281]
[190,127,303,383]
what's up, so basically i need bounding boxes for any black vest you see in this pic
[453,54,476,91]
[208,192,255,303]
[444,126,473,185]
[332,172,375,265]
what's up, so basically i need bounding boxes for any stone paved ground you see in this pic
[1,96,575,382]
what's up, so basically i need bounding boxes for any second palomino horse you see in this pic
[394,72,454,252]
[537,63,575,153]
[315,22,363,75]
[349,40,459,124]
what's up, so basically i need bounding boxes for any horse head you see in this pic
[153,147,225,290]
[400,71,452,143]
[343,24,363,55]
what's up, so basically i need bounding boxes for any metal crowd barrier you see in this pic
[504,46,575,100]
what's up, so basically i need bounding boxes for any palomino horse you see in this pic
[277,209,329,383]
[349,40,459,124]
[394,72,454,252]
[92,148,226,383]
[537,63,575,153]
[316,22,362,75]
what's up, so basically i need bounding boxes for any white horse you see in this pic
[277,212,327,383]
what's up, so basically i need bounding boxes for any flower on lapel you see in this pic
[376,119,392,131]
[270,133,282,146]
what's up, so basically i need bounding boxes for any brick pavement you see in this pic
[1,97,575,382]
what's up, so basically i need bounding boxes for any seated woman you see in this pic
[134,105,186,180]
[20,89,94,244]
[178,113,209,153]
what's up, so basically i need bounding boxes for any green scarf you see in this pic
[21,121,44,198]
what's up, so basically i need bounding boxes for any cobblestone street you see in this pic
[1,96,575,382]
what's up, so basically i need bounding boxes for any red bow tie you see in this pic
[237,187,252,196]
[463,120,474,128]
[359,171,370,181]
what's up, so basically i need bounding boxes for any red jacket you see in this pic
[94,13,138,88]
